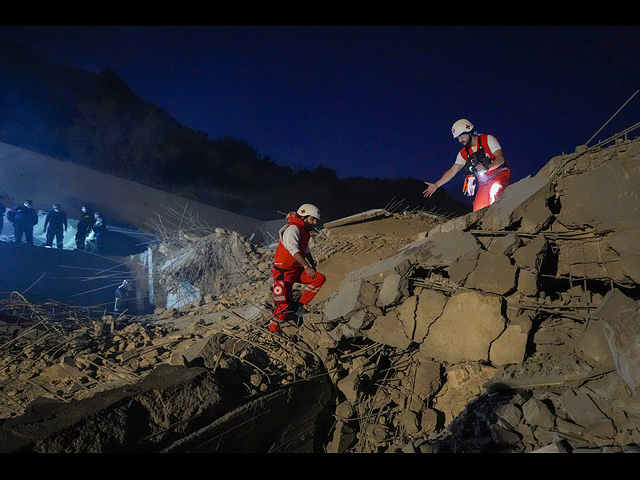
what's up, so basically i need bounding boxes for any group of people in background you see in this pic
[0,197,130,313]
[0,197,107,252]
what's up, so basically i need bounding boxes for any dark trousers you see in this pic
[14,226,34,245]
[46,228,64,249]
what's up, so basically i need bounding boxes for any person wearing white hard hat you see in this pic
[269,203,325,333]
[422,119,510,211]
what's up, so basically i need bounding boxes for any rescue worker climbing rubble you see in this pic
[269,203,326,333]
[422,119,511,212]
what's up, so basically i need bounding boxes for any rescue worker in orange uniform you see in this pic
[422,119,510,212]
[269,203,326,333]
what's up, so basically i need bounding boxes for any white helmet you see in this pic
[297,203,321,220]
[451,119,474,138]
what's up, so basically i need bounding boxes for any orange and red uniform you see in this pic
[271,215,325,329]
[458,134,510,211]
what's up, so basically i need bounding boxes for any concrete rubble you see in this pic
[2,137,640,452]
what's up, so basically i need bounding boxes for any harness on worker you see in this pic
[462,135,508,196]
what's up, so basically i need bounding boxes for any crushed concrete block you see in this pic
[356,280,379,309]
[619,253,640,284]
[377,273,402,307]
[480,176,552,233]
[487,233,521,256]
[516,268,538,296]
[465,250,517,295]
[574,320,615,368]
[426,210,484,237]
[522,398,556,429]
[448,252,479,285]
[607,227,640,283]
[324,279,362,321]
[420,290,505,363]
[557,392,611,428]
[556,238,626,284]
[512,235,548,271]
[417,229,481,268]
[494,403,522,429]
[346,309,368,331]
[588,289,640,387]
[364,424,389,445]
[365,311,412,350]
[409,353,443,399]
[490,424,521,446]
[413,288,448,343]
[590,288,637,323]
[556,160,640,231]
[396,296,418,341]
[490,323,528,366]
[602,309,640,393]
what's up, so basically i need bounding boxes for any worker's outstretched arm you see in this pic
[423,163,464,198]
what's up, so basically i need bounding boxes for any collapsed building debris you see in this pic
[1,136,640,452]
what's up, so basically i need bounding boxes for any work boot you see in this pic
[268,319,281,333]
[291,301,309,317]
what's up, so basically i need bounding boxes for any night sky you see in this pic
[2,26,640,202]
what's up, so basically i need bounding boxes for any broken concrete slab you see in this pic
[556,237,626,284]
[516,268,539,296]
[464,250,518,295]
[602,308,640,393]
[607,226,640,284]
[511,235,548,271]
[323,209,387,229]
[365,310,412,350]
[418,229,482,268]
[490,323,529,366]
[376,273,405,308]
[480,175,553,234]
[447,252,479,285]
[556,160,640,231]
[419,290,505,363]
[557,391,613,430]
[414,288,448,343]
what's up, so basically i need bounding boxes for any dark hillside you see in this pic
[0,40,469,222]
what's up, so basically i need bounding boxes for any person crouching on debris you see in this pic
[114,280,136,314]
[422,118,511,212]
[269,203,326,333]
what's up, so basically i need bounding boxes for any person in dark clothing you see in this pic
[75,206,94,250]
[89,211,107,252]
[44,203,68,249]
[114,280,136,314]
[11,200,38,245]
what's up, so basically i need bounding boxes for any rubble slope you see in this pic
[2,137,640,453]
